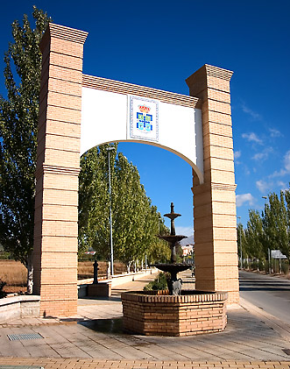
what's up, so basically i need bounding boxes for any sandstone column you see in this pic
[186,65,239,304]
[33,24,87,316]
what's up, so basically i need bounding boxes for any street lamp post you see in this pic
[107,146,115,277]
[237,216,243,269]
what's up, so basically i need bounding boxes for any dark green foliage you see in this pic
[143,272,169,291]
[0,251,12,260]
[258,260,264,271]
[0,279,7,298]
[78,144,113,257]
[243,185,290,271]
[264,261,270,273]
[262,191,289,260]
[78,253,96,262]
[243,260,248,270]
[250,261,258,270]
[281,261,289,275]
[78,144,170,269]
[244,211,264,260]
[0,7,51,292]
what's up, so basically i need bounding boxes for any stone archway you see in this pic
[33,23,239,317]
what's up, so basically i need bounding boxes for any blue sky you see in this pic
[0,0,289,235]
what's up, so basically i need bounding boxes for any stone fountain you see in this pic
[121,203,228,336]
[153,202,191,295]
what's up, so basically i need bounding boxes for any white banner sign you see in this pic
[128,96,159,142]
[271,250,287,259]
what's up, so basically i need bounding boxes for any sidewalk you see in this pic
[0,271,290,368]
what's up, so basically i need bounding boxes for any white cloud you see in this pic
[256,178,288,194]
[252,147,273,161]
[256,180,274,193]
[234,150,241,159]
[270,169,287,178]
[236,193,255,207]
[277,181,287,192]
[175,226,193,237]
[269,128,283,138]
[269,150,290,177]
[284,150,290,171]
[252,152,266,161]
[242,132,263,145]
[241,104,262,120]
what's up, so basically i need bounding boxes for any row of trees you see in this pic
[78,144,170,271]
[238,188,290,269]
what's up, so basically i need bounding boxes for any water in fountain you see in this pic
[154,202,191,295]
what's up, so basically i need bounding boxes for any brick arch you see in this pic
[33,23,239,317]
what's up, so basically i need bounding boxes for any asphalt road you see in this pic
[239,270,290,325]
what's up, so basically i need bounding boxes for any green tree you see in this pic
[237,223,245,265]
[284,184,290,259]
[78,145,169,271]
[147,214,171,264]
[113,152,156,270]
[0,7,51,293]
[285,184,290,219]
[78,144,116,258]
[244,210,264,261]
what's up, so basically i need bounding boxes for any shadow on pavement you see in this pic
[239,280,290,292]
[79,318,124,334]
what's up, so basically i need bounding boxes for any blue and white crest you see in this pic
[128,96,159,142]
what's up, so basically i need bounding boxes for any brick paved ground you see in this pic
[0,358,290,369]
[1,271,290,368]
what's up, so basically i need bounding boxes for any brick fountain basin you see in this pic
[121,290,228,336]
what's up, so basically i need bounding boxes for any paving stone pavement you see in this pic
[1,271,290,368]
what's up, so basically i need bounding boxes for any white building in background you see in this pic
[182,245,194,257]
[179,235,194,257]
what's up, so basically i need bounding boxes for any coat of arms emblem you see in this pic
[128,96,159,142]
[136,105,153,132]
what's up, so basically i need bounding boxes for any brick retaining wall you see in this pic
[0,295,40,323]
[122,290,227,336]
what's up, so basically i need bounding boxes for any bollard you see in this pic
[93,260,99,284]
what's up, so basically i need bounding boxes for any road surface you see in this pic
[239,270,290,325]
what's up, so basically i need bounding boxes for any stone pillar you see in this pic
[33,24,88,316]
[186,65,239,304]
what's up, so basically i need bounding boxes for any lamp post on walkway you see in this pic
[107,146,115,277]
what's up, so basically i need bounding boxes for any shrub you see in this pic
[258,260,264,271]
[78,253,96,262]
[282,261,289,275]
[243,261,248,270]
[250,261,258,270]
[272,260,280,273]
[143,272,169,291]
[0,251,11,260]
[0,279,7,298]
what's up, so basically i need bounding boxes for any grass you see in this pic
[77,261,127,279]
[0,260,27,294]
[0,260,127,294]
